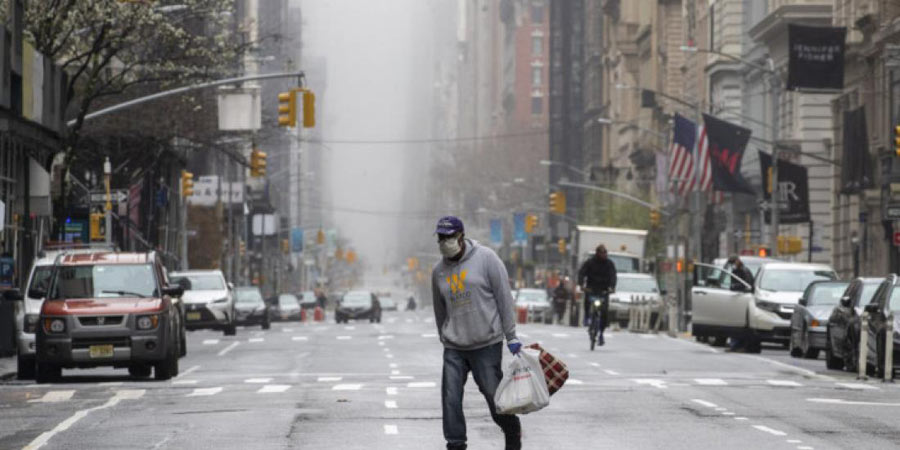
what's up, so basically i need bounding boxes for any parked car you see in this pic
[169,270,236,336]
[515,288,552,324]
[272,294,302,321]
[379,292,398,311]
[609,274,662,326]
[298,291,318,310]
[860,275,900,378]
[789,280,849,359]
[30,252,185,382]
[335,290,381,323]
[825,277,883,371]
[692,262,836,352]
[234,286,271,329]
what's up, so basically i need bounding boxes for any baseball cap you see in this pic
[435,216,464,236]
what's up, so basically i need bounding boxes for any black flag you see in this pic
[702,114,755,194]
[787,24,847,91]
[840,107,873,194]
[759,150,810,224]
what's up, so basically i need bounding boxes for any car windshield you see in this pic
[235,288,263,304]
[617,278,658,293]
[807,282,849,306]
[279,294,298,306]
[759,269,836,292]
[27,266,53,297]
[608,255,638,273]
[170,275,224,291]
[517,290,548,304]
[342,292,372,307]
[50,264,157,299]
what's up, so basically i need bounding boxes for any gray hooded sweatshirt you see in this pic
[432,239,517,350]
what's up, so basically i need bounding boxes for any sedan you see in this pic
[516,289,552,324]
[272,294,302,321]
[825,277,883,371]
[335,290,381,323]
[789,280,849,359]
[234,286,271,329]
[861,275,900,378]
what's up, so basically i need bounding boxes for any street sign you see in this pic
[90,190,127,204]
[894,232,900,247]
[887,205,900,220]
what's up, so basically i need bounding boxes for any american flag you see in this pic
[667,114,712,196]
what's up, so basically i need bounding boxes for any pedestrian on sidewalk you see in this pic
[431,216,522,450]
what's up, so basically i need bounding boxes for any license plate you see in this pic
[186,312,202,321]
[89,345,114,359]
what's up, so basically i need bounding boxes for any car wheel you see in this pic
[35,362,61,384]
[825,334,844,370]
[154,340,179,381]
[710,335,728,347]
[801,330,819,359]
[744,337,762,354]
[695,335,708,344]
[789,331,802,358]
[16,353,36,380]
[128,365,152,378]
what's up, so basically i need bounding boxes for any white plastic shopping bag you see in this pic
[494,347,550,415]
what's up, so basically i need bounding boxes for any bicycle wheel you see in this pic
[589,313,598,351]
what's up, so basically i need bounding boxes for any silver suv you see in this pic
[169,270,236,336]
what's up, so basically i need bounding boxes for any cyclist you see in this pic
[577,244,617,346]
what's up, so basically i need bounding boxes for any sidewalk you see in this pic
[0,355,15,380]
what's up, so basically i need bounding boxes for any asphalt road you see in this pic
[1,310,899,449]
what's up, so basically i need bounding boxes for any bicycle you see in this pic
[587,289,611,351]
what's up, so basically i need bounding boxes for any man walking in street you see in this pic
[725,256,754,352]
[552,276,571,325]
[578,244,617,345]
[431,216,522,450]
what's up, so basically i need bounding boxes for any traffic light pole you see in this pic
[180,178,188,271]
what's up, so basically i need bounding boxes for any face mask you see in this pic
[440,236,462,257]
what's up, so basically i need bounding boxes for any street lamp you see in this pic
[595,117,666,140]
[103,157,112,246]
[539,159,589,180]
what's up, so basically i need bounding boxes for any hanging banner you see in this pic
[786,24,847,91]
[759,150,810,224]
[291,227,304,253]
[490,219,503,246]
[513,213,527,245]
[840,106,873,194]
[701,114,755,194]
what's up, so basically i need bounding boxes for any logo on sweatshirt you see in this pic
[446,270,467,295]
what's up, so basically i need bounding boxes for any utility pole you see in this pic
[103,157,112,247]
[180,175,188,271]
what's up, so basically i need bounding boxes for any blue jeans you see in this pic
[442,342,521,447]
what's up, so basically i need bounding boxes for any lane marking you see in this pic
[389,363,398,368]
[378,342,385,347]
[735,417,749,421]
[23,390,144,450]
[567,353,579,359]
[258,385,291,394]
[421,333,437,338]
[202,339,220,345]
[743,355,834,381]
[752,425,787,436]
[187,387,223,397]
[180,365,201,377]
[407,382,436,388]
[29,390,75,403]
[333,384,363,391]
[337,336,352,340]
[787,440,802,444]
[345,326,356,330]
[604,370,620,376]
[640,334,657,339]
[836,382,878,390]
[317,377,342,382]
[767,380,803,387]
[390,376,414,380]
[248,338,265,343]
[808,398,900,406]
[722,412,735,416]
[589,363,601,368]
[385,400,398,409]
[695,378,728,386]
[245,378,273,384]
[382,348,390,352]
[282,328,295,332]
[386,354,394,359]
[386,387,398,396]
[172,380,198,385]
[567,379,583,385]
[384,424,399,435]
[715,407,727,411]
[391,370,401,375]
[378,335,394,340]
[691,399,718,409]
[633,379,667,389]
[218,342,240,356]
[798,447,814,450]
[552,333,569,338]
[292,336,309,341]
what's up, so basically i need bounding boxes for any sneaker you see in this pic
[447,444,467,450]
[504,432,522,450]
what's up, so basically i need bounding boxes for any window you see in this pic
[532,36,543,55]
[531,96,543,115]
[532,67,542,86]
[531,3,544,23]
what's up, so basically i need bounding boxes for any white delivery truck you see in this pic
[576,225,648,273]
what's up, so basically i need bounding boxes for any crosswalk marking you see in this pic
[345,326,356,330]
[248,338,265,343]
[385,400,398,409]
[767,380,803,387]
[384,424,399,435]
[317,377,342,382]
[407,382,436,388]
[172,380,198,385]
[333,384,363,391]
[29,390,75,403]
[245,378,272,384]
[378,335,395,340]
[603,370,620,376]
[391,370,400,375]
[187,387,222,397]
[386,387,398,396]
[695,378,728,386]
[567,379,584,385]
[337,336,352,340]
[633,379,667,389]
[202,339,220,345]
[552,333,569,338]
[258,385,291,394]
[292,336,308,341]
[390,376,414,380]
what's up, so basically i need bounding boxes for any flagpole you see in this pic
[770,71,781,256]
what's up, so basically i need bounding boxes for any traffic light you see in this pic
[549,191,566,214]
[649,210,661,227]
[895,125,900,157]
[345,250,357,264]
[524,214,538,233]
[281,239,290,254]
[758,246,770,257]
[317,229,325,245]
[90,213,104,241]
[277,90,297,127]
[181,170,194,197]
[302,89,316,128]
[239,240,246,256]
[250,149,267,177]
[557,238,566,255]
